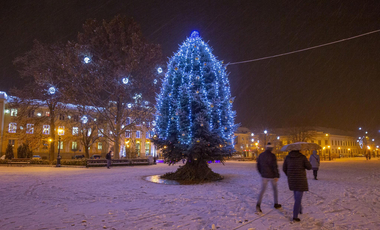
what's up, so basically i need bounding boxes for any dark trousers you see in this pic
[293,191,303,219]
[107,159,111,168]
[313,168,318,179]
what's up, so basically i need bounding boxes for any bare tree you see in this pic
[286,127,316,143]
[62,15,162,158]
[13,42,69,160]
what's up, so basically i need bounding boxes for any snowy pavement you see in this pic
[1,158,380,230]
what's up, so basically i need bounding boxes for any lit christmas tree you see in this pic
[153,31,237,182]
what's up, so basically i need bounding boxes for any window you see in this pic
[10,109,17,116]
[87,128,92,136]
[136,141,141,156]
[135,118,141,126]
[58,126,65,135]
[72,127,79,135]
[43,125,50,135]
[146,131,150,139]
[98,129,104,137]
[28,110,34,118]
[98,142,102,150]
[26,124,34,134]
[126,117,131,125]
[72,142,78,150]
[73,115,79,122]
[58,141,63,150]
[45,111,50,117]
[126,130,131,138]
[318,140,321,145]
[59,114,65,120]
[8,123,17,133]
[8,139,15,147]
[145,143,150,154]
[325,140,328,145]
[136,131,141,138]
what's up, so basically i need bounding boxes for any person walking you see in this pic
[106,151,112,169]
[309,150,320,180]
[283,150,312,222]
[256,142,282,213]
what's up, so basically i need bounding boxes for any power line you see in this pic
[229,29,380,65]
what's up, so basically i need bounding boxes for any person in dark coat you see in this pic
[106,151,112,169]
[309,150,320,180]
[256,142,282,212]
[283,150,312,222]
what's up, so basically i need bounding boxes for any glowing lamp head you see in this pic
[81,116,88,124]
[57,128,64,135]
[84,56,90,63]
[264,130,267,134]
[157,67,163,74]
[48,86,56,95]
[122,77,129,84]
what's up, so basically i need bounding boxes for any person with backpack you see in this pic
[283,150,312,222]
[309,150,320,180]
[106,151,112,169]
[256,142,282,213]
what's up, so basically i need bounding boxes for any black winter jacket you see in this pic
[283,150,312,191]
[257,150,280,178]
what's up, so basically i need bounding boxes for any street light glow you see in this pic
[157,67,163,74]
[264,130,267,134]
[84,56,90,63]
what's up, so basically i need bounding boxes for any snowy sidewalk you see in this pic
[0,160,379,229]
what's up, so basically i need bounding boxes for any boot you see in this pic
[256,204,262,213]
[274,203,282,209]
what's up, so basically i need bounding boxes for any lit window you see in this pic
[146,131,150,139]
[87,128,92,136]
[136,131,141,138]
[58,141,63,150]
[10,109,17,117]
[43,125,50,135]
[8,123,17,133]
[72,127,78,135]
[98,129,104,137]
[126,117,131,125]
[98,142,102,150]
[145,142,150,154]
[26,124,34,134]
[72,142,78,150]
[58,126,65,135]
[45,111,50,117]
[126,130,131,138]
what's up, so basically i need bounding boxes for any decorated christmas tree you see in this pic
[153,31,236,182]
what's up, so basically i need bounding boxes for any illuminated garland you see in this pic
[155,31,236,145]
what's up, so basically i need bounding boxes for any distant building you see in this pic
[233,126,376,160]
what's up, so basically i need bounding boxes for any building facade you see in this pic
[0,91,157,160]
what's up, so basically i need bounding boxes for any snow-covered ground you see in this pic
[1,158,380,230]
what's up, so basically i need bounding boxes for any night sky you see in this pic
[1,0,380,131]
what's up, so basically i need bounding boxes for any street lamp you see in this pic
[348,148,351,157]
[57,128,64,167]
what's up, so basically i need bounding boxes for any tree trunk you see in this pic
[161,158,222,182]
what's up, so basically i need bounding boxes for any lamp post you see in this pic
[323,147,326,161]
[56,128,63,167]
[348,148,351,158]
